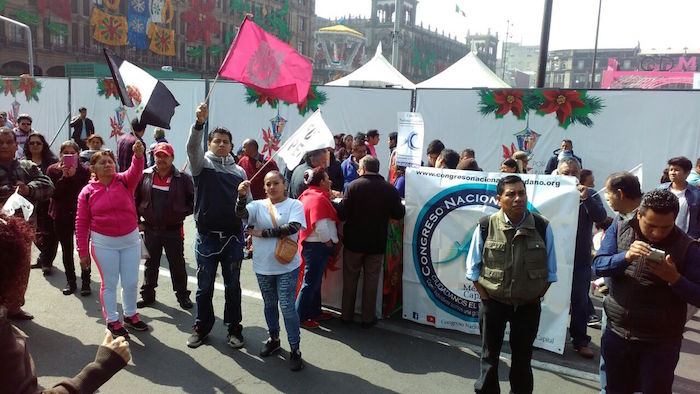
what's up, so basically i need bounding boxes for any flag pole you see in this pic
[203,14,252,105]
[248,145,285,182]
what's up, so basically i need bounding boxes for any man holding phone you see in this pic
[593,189,700,393]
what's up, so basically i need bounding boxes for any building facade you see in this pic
[313,0,492,84]
[0,0,315,78]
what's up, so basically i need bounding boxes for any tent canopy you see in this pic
[416,52,510,89]
[325,43,416,89]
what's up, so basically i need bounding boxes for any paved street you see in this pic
[17,217,700,393]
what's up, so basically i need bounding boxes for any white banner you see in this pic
[396,112,424,168]
[402,168,579,354]
[276,110,334,171]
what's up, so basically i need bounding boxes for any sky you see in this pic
[315,0,700,55]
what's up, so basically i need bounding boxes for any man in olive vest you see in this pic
[466,175,557,394]
[593,189,700,393]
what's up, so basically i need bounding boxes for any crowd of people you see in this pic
[0,103,699,393]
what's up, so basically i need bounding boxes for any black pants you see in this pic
[475,298,541,394]
[36,205,57,269]
[141,227,189,299]
[54,214,90,284]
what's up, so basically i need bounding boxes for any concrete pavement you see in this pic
[15,216,699,393]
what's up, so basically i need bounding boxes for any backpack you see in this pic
[479,212,548,247]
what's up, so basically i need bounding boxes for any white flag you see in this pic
[629,163,643,190]
[277,110,334,171]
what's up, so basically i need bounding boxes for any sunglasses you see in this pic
[28,141,43,146]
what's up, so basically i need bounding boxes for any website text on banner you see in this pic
[402,167,579,354]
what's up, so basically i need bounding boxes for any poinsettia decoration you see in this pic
[244,86,328,115]
[478,89,604,129]
[97,79,120,99]
[181,0,220,46]
[261,127,281,158]
[0,76,42,102]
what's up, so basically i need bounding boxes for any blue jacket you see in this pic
[186,123,251,234]
[341,156,360,192]
[658,182,700,239]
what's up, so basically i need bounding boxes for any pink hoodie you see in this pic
[75,154,144,258]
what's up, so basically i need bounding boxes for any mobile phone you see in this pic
[647,247,666,263]
[62,154,77,169]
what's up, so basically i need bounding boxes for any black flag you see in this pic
[104,48,179,129]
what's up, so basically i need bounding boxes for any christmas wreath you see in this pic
[478,89,604,129]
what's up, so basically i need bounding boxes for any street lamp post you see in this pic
[590,0,602,88]
[392,0,402,68]
[0,15,34,76]
[536,0,554,88]
[502,20,513,79]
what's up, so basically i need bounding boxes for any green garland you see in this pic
[187,46,203,59]
[244,86,327,115]
[0,0,7,13]
[48,22,68,37]
[478,89,604,129]
[208,45,222,56]
[14,10,40,26]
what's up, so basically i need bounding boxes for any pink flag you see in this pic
[219,18,312,104]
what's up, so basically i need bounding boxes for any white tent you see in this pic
[326,43,416,89]
[416,52,510,89]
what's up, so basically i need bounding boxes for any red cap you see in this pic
[153,142,174,157]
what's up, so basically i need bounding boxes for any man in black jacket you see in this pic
[135,142,195,309]
[69,107,94,151]
[338,156,405,327]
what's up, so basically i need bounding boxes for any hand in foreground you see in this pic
[60,162,77,178]
[15,182,30,197]
[101,332,131,363]
[80,256,91,270]
[132,140,145,159]
[238,180,251,197]
[646,254,681,285]
[625,240,651,262]
[196,103,208,123]
[576,184,588,200]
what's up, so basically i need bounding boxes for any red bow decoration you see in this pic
[2,79,16,97]
[103,79,119,98]
[296,89,317,114]
[18,76,36,101]
[255,91,277,107]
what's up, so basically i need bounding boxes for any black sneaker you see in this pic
[259,338,281,357]
[289,348,304,371]
[107,321,130,340]
[62,282,77,296]
[124,314,149,331]
[187,329,208,348]
[136,297,155,308]
[227,330,245,349]
[587,314,602,328]
[80,281,91,296]
[177,295,193,309]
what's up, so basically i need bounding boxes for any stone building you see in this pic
[313,0,496,84]
[0,0,315,78]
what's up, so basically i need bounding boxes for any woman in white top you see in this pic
[295,167,340,328]
[236,171,306,371]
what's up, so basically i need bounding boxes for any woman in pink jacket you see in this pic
[76,140,147,339]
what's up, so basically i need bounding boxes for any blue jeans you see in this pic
[570,265,592,347]
[296,241,333,321]
[256,268,301,347]
[601,328,681,393]
[194,232,244,335]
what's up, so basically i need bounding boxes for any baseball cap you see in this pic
[153,142,174,157]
